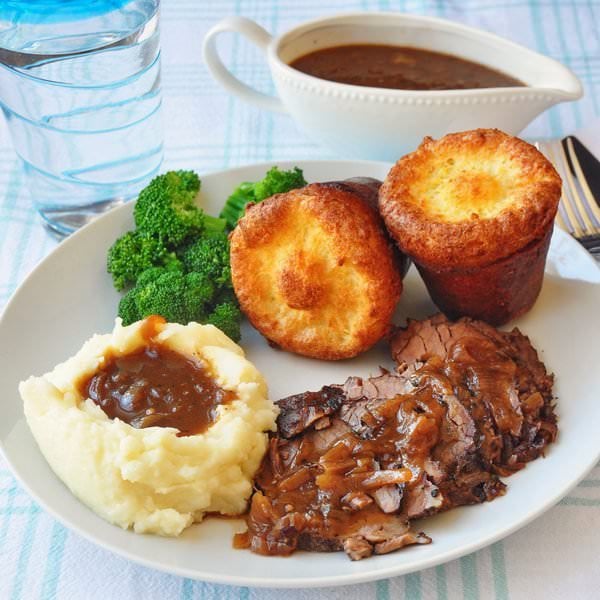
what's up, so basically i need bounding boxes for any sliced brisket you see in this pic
[237,314,557,561]
[392,315,557,475]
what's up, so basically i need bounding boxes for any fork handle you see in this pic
[578,234,600,254]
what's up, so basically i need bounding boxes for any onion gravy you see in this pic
[83,344,235,436]
[289,44,523,91]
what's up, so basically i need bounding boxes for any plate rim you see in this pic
[1,158,600,588]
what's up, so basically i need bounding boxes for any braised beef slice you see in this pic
[276,386,344,439]
[239,372,480,560]
[238,379,434,559]
[392,315,557,475]
[238,314,556,561]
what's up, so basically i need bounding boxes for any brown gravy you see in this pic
[289,44,524,91]
[233,382,438,556]
[82,344,235,436]
[235,315,557,559]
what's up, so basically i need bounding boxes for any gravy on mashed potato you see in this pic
[83,342,235,436]
[20,316,278,536]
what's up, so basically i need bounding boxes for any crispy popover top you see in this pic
[230,183,402,360]
[379,129,562,268]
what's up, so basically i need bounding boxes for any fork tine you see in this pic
[543,141,584,237]
[564,137,600,230]
[556,139,598,234]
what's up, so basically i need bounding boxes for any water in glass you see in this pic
[0,0,163,235]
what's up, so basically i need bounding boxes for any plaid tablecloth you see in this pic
[1,1,600,598]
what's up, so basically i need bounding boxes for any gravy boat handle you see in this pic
[203,16,286,114]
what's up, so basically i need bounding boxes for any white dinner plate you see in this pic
[1,160,600,588]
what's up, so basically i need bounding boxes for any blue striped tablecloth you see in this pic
[1,1,599,598]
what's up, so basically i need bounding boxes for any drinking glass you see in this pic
[0,0,163,235]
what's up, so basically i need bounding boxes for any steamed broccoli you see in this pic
[118,267,242,341]
[109,169,242,341]
[107,231,178,291]
[220,166,307,229]
[134,170,226,246]
[135,261,183,287]
[219,182,255,231]
[206,302,242,342]
[254,166,306,201]
[118,269,214,326]
[213,286,237,307]
[118,287,141,325]
[203,214,228,234]
[180,232,232,287]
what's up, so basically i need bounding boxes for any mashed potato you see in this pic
[19,318,278,536]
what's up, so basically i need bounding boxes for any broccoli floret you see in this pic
[181,272,215,319]
[213,286,237,306]
[134,170,205,246]
[107,230,177,291]
[254,166,307,202]
[118,268,242,338]
[180,232,232,287]
[118,287,141,326]
[171,170,200,191]
[135,262,183,287]
[207,302,242,342]
[110,169,243,336]
[120,270,214,325]
[219,167,307,229]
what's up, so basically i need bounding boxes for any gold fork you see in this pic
[538,137,600,257]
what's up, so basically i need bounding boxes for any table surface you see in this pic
[1,1,600,599]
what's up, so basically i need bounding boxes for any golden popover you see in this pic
[379,129,561,325]
[230,182,402,360]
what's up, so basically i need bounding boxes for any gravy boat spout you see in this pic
[204,13,583,160]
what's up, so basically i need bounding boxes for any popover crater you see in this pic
[230,182,402,360]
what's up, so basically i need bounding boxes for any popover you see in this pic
[379,129,561,325]
[230,182,402,360]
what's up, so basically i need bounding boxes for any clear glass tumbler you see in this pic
[0,0,163,235]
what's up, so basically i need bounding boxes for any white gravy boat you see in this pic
[203,12,582,160]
